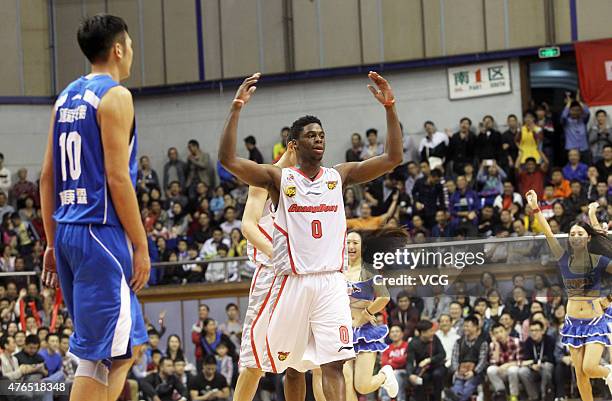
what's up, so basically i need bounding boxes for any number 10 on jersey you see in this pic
[58,131,82,181]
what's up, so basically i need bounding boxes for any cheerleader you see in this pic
[526,190,612,401]
[343,230,399,401]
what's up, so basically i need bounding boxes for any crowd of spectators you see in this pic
[0,93,611,399]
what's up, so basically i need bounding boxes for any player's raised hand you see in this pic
[41,247,59,289]
[131,246,151,293]
[367,71,395,107]
[233,72,261,109]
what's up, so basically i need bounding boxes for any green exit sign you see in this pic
[538,46,561,58]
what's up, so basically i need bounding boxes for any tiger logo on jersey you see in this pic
[284,185,296,197]
[277,351,290,361]
[326,181,337,190]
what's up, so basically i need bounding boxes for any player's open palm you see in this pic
[233,72,261,108]
[131,247,151,293]
[42,247,59,289]
[367,71,395,106]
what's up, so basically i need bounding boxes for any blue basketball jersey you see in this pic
[52,74,138,226]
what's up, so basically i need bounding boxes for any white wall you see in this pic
[0,59,524,184]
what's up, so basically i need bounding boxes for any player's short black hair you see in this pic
[77,14,128,63]
[244,135,256,145]
[289,115,322,142]
[25,334,40,345]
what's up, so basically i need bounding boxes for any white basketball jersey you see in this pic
[272,167,347,275]
[246,199,275,267]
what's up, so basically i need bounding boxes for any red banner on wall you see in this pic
[575,38,612,106]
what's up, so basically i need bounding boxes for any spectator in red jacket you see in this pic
[380,324,409,401]
[388,291,420,340]
[191,304,210,369]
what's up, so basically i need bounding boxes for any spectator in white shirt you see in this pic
[435,314,459,368]
[220,206,241,237]
[199,227,231,259]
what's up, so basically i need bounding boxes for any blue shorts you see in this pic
[55,223,148,361]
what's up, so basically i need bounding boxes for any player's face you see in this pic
[346,232,362,264]
[296,123,325,161]
[118,33,133,81]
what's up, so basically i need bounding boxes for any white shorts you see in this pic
[261,271,355,373]
[239,265,278,369]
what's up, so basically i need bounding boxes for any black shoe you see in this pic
[444,389,460,401]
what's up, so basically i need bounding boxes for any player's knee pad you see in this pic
[75,358,110,385]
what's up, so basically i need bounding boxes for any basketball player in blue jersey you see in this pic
[39,14,150,401]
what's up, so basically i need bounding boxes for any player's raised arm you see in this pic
[218,73,281,193]
[98,86,150,292]
[335,72,403,186]
[40,109,58,288]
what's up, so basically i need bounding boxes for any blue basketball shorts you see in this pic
[55,223,148,361]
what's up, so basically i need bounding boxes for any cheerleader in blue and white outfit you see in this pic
[343,230,398,401]
[526,190,612,401]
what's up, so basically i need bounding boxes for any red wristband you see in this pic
[383,98,396,108]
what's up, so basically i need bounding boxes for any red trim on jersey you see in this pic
[258,224,273,242]
[273,223,298,274]
[290,166,324,181]
[265,275,288,373]
[253,247,258,265]
[339,230,347,272]
[250,265,262,294]
[251,275,277,370]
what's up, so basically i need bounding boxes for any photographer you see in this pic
[406,320,446,401]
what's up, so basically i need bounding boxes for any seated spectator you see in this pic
[436,314,460,369]
[518,321,555,401]
[423,285,452,320]
[198,318,236,362]
[412,169,445,226]
[210,186,226,218]
[493,181,523,211]
[344,186,362,218]
[449,176,479,235]
[380,324,408,401]
[551,168,571,198]
[199,227,231,260]
[419,121,448,169]
[220,206,241,237]
[517,156,548,199]
[244,135,264,164]
[0,192,15,222]
[59,334,78,384]
[445,315,488,401]
[485,289,505,322]
[407,320,446,401]
[0,153,11,195]
[477,205,496,237]
[552,201,572,232]
[142,357,188,401]
[215,342,233,388]
[477,161,506,205]
[167,203,191,239]
[388,291,420,340]
[487,323,520,401]
[346,132,364,162]
[205,244,238,282]
[448,302,465,337]
[507,220,536,264]
[595,144,612,179]
[361,128,384,160]
[404,161,422,197]
[18,196,36,223]
[174,358,195,391]
[347,193,398,230]
[15,334,47,381]
[0,335,27,380]
[227,228,247,259]
[506,286,531,325]
[189,355,230,401]
[167,182,188,214]
[563,149,589,183]
[39,333,62,378]
[10,168,37,208]
[431,210,452,238]
[11,212,38,256]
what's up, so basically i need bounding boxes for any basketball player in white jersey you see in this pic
[218,71,402,401]
[236,143,327,401]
